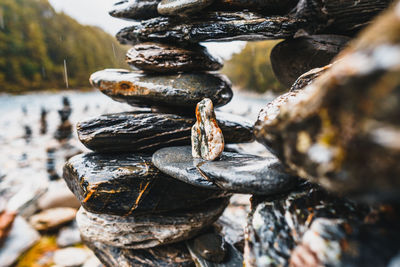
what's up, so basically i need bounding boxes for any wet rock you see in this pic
[192,99,224,161]
[0,216,40,267]
[187,233,243,267]
[77,111,253,153]
[215,214,245,252]
[158,0,214,15]
[210,0,298,15]
[193,233,227,263]
[244,182,368,267]
[109,0,160,20]
[84,239,195,267]
[153,146,297,195]
[116,12,307,45]
[126,42,223,73]
[77,197,229,249]
[29,207,77,231]
[40,107,48,135]
[90,69,232,109]
[57,222,81,247]
[270,35,349,87]
[38,180,80,210]
[254,3,400,202]
[63,153,227,216]
[53,247,91,267]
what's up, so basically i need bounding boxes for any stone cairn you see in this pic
[62,0,400,266]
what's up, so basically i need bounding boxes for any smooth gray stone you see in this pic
[109,0,160,20]
[57,222,81,247]
[158,0,214,15]
[187,234,243,267]
[152,146,297,195]
[193,233,227,263]
[90,69,233,109]
[0,216,40,267]
[77,197,229,249]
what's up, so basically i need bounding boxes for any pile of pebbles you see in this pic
[61,0,400,266]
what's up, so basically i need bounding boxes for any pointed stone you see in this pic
[192,99,224,161]
[158,0,214,15]
[109,0,160,20]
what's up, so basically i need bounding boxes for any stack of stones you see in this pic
[62,0,400,266]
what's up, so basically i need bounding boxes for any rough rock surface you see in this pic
[109,0,160,20]
[77,198,229,249]
[158,0,215,15]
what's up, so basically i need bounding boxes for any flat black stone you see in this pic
[126,42,223,73]
[84,239,195,267]
[63,153,226,216]
[109,0,160,20]
[152,146,297,195]
[271,35,350,87]
[116,12,307,45]
[77,111,254,153]
[193,233,227,263]
[90,69,233,109]
[209,0,297,15]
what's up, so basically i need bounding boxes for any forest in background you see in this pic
[223,40,285,94]
[0,0,127,93]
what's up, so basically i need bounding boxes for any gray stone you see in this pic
[57,222,81,247]
[53,247,91,267]
[29,207,77,231]
[158,0,214,15]
[77,197,229,249]
[38,180,80,210]
[109,0,160,20]
[152,146,298,195]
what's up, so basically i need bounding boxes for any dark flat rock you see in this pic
[77,111,254,153]
[116,12,307,45]
[152,146,297,195]
[77,197,229,249]
[210,0,297,15]
[63,153,226,216]
[192,233,227,263]
[84,239,195,267]
[109,0,160,20]
[126,42,223,73]
[90,69,232,109]
[270,35,350,87]
[158,0,214,15]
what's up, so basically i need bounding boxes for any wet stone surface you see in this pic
[77,197,229,249]
[210,0,298,15]
[90,69,233,110]
[109,0,161,20]
[152,146,297,195]
[116,12,307,45]
[84,239,195,267]
[192,99,224,161]
[126,42,223,73]
[270,35,350,87]
[158,0,214,15]
[63,153,227,216]
[77,111,254,154]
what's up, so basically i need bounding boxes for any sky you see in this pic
[48,0,245,59]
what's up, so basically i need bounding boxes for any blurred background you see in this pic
[0,0,284,266]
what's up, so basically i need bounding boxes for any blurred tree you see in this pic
[222,40,286,94]
[0,0,127,93]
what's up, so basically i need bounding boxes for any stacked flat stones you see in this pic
[62,0,399,266]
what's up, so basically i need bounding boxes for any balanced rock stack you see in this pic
[61,0,400,266]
